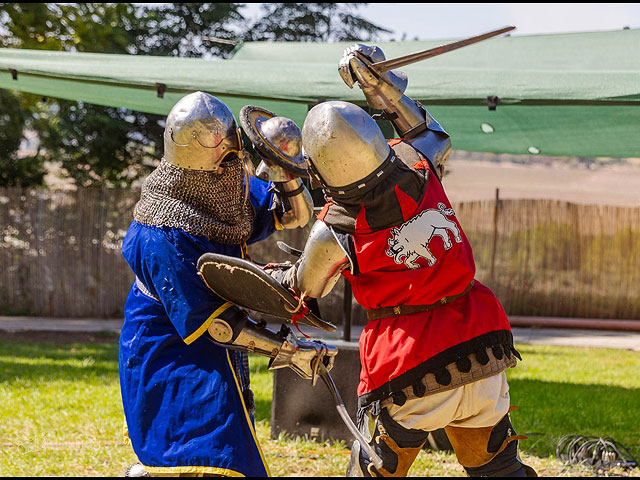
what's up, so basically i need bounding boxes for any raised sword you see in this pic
[370,25,515,73]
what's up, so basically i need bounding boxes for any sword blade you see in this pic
[318,365,384,470]
[371,25,515,73]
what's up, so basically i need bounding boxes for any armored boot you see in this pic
[445,407,537,477]
[124,464,226,477]
[124,463,150,477]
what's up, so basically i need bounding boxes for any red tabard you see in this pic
[340,167,512,397]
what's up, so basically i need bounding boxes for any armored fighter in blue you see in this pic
[119,92,336,477]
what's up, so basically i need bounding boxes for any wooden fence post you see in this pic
[489,187,500,283]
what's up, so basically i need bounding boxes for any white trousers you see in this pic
[386,372,511,431]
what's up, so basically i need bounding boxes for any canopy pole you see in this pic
[342,279,353,342]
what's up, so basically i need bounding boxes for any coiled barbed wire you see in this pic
[556,435,637,474]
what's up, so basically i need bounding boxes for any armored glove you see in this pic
[261,260,299,294]
[269,330,337,384]
[338,44,408,111]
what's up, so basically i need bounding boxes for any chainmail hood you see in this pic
[133,156,254,244]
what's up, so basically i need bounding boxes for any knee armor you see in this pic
[446,410,537,477]
[347,408,428,477]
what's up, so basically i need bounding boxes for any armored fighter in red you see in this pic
[276,42,538,477]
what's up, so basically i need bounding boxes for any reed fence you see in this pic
[0,187,638,324]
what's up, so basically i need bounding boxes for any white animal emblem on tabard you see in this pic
[385,203,462,269]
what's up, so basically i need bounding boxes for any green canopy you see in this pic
[0,29,638,157]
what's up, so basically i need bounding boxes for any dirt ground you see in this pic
[444,156,640,206]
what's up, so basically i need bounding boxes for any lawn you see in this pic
[0,334,638,477]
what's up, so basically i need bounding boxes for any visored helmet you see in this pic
[164,91,243,171]
[301,101,390,188]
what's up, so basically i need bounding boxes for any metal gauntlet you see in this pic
[339,44,435,138]
[270,330,337,381]
[338,44,452,178]
[207,306,336,379]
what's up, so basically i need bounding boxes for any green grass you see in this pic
[508,345,640,460]
[0,341,134,476]
[0,339,638,477]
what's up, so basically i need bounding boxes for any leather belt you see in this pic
[366,281,475,321]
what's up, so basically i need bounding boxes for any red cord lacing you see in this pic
[289,294,310,338]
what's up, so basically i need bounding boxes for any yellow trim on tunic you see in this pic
[122,416,131,446]
[183,302,235,345]
[273,210,284,230]
[226,351,272,477]
[143,465,245,476]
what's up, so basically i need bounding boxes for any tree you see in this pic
[0,3,392,187]
[138,3,245,58]
[248,3,391,42]
[0,89,45,187]
[0,3,165,187]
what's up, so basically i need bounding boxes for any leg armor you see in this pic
[348,408,428,477]
[445,409,538,477]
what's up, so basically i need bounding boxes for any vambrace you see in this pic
[207,305,337,380]
[338,44,452,179]
[207,305,285,357]
[384,97,452,180]
[384,94,429,140]
[273,178,314,229]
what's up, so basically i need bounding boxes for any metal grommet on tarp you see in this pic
[156,82,166,98]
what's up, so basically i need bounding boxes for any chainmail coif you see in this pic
[133,157,254,244]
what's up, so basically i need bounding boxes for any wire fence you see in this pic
[1,187,638,323]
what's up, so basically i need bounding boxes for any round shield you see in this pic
[239,105,309,177]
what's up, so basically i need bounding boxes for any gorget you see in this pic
[133,157,254,244]
[320,143,428,233]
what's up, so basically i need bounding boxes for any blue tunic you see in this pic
[119,177,277,477]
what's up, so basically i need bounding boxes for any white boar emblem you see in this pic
[385,203,462,269]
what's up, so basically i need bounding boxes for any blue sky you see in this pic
[241,3,640,40]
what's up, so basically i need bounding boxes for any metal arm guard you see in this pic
[295,220,350,299]
[207,305,336,379]
[256,161,313,229]
[387,98,452,180]
[274,178,314,229]
[208,306,283,357]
